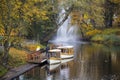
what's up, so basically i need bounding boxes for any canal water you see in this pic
[14,43,120,80]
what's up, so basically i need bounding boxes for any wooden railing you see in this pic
[27,49,47,63]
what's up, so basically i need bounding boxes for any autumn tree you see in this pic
[0,0,49,66]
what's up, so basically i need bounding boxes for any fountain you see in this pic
[50,8,79,44]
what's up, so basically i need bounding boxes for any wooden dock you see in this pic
[1,49,47,80]
[1,63,38,80]
[27,49,47,64]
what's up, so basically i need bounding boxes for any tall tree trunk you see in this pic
[104,0,115,28]
[2,40,10,66]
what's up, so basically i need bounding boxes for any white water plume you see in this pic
[51,8,79,43]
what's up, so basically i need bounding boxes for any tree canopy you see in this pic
[0,0,58,65]
[0,0,120,66]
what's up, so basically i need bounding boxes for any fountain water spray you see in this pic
[53,8,79,42]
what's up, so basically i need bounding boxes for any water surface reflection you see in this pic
[14,43,120,80]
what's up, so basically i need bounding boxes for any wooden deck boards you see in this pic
[27,58,47,64]
[1,58,47,80]
[1,63,38,80]
[1,50,47,80]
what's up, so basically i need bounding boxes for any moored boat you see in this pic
[47,64,60,71]
[57,46,74,59]
[48,49,61,65]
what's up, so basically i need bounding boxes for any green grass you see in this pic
[102,28,120,35]
[0,65,7,77]
[0,47,27,77]
[91,34,120,45]
[0,40,45,77]
[90,28,120,45]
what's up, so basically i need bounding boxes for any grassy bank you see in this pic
[0,66,7,77]
[8,48,28,67]
[90,28,120,45]
[0,48,28,77]
[0,42,45,77]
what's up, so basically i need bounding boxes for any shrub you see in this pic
[91,34,120,45]
[102,28,120,35]
[91,34,105,42]
[22,43,45,51]
[107,35,120,45]
[86,29,102,37]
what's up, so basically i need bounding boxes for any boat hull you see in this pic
[48,59,61,65]
[61,58,73,64]
[61,54,74,59]
[48,64,60,71]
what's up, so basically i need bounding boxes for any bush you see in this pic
[22,43,45,51]
[102,28,120,35]
[107,35,120,45]
[91,34,120,45]
[86,29,102,37]
[91,34,106,42]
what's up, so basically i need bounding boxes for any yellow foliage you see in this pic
[9,48,28,66]
[9,48,27,60]
[84,13,89,19]
[25,44,36,51]
[110,0,120,3]
[82,24,93,30]
[0,26,5,36]
[86,29,102,37]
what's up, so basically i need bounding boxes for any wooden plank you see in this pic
[27,57,47,64]
[1,63,38,80]
[1,49,47,80]
[28,59,47,64]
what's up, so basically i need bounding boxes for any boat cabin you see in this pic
[48,49,61,65]
[57,46,74,55]
[57,46,74,59]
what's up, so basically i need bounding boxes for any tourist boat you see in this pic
[57,46,74,59]
[48,49,61,65]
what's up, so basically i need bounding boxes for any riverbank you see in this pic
[0,41,45,78]
[91,35,120,45]
[0,48,28,78]
[87,28,120,45]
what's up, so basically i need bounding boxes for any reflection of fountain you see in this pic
[51,9,79,44]
[60,68,70,80]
